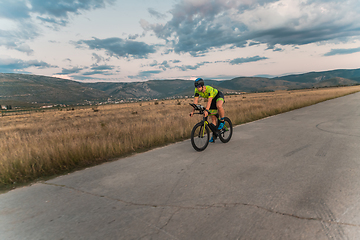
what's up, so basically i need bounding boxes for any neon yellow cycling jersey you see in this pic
[194,85,218,99]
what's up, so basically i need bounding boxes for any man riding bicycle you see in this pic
[190,78,226,142]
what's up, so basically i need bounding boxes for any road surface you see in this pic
[1,92,360,239]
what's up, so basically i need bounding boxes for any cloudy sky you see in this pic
[1,0,360,82]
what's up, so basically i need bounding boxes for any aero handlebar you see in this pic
[189,103,209,115]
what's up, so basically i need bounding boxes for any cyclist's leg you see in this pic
[210,114,217,125]
[209,99,218,125]
[216,99,225,119]
[209,101,218,142]
[216,91,225,119]
[216,94,225,130]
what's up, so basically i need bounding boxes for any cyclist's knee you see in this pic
[216,101,224,109]
[217,104,224,113]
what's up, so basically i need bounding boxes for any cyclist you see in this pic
[190,78,226,142]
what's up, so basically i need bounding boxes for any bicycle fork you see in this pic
[197,120,208,138]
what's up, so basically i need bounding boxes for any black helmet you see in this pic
[194,78,204,87]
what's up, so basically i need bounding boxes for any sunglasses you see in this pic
[196,85,203,88]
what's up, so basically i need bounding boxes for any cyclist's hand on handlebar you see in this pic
[189,112,194,117]
[204,110,209,117]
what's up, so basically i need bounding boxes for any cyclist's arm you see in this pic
[193,96,199,105]
[190,97,199,116]
[205,97,213,111]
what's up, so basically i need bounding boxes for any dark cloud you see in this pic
[29,0,115,19]
[81,71,101,76]
[249,41,261,47]
[149,60,158,67]
[14,44,34,55]
[91,65,114,70]
[148,8,167,19]
[128,70,162,79]
[266,44,283,52]
[159,61,170,71]
[143,0,360,56]
[147,60,171,70]
[229,56,268,65]
[0,58,57,72]
[250,24,360,49]
[82,70,114,76]
[26,60,56,68]
[143,58,209,72]
[0,0,114,52]
[75,37,156,59]
[0,1,41,42]
[36,16,68,29]
[324,47,360,56]
[142,0,278,56]
[91,53,105,63]
[0,22,40,53]
[128,34,139,40]
[0,1,30,19]
[81,64,115,75]
[57,66,84,75]
[175,61,211,71]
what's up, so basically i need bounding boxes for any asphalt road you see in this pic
[1,92,360,240]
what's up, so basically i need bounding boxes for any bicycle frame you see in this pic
[199,114,228,137]
[190,103,233,151]
[190,103,228,135]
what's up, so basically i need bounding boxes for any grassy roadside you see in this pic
[1,86,360,191]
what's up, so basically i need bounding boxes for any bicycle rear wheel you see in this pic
[191,122,210,151]
[218,117,233,143]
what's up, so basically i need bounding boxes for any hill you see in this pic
[215,77,308,92]
[313,77,358,88]
[83,79,196,100]
[1,68,360,107]
[0,73,108,106]
[273,68,360,83]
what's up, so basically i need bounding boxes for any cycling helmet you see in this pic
[194,78,204,87]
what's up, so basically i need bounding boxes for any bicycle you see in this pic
[189,103,233,151]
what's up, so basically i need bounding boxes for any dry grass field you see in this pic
[1,86,360,189]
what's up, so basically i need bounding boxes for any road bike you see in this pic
[189,103,233,151]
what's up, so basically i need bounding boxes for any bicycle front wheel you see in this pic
[191,122,210,151]
[218,117,233,143]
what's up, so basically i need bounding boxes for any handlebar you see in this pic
[189,103,209,115]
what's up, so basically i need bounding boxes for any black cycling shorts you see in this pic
[209,91,224,110]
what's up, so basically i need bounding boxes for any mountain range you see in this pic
[1,68,360,107]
